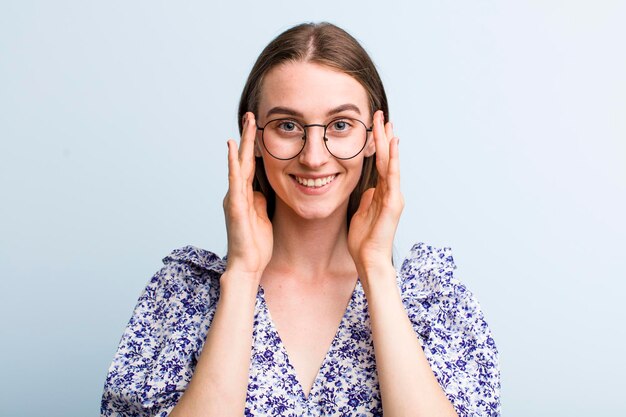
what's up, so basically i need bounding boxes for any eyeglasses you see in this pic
[257,117,373,160]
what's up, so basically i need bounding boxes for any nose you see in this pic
[298,125,331,167]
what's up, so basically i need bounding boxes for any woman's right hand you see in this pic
[223,112,273,282]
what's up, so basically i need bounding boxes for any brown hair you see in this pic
[237,22,389,223]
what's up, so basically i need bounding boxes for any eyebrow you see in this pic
[265,103,362,119]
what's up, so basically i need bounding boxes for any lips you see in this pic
[292,174,337,188]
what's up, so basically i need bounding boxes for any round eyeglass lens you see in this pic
[261,118,368,160]
[262,119,306,160]
[324,118,368,159]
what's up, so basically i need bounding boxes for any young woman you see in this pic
[101,22,500,417]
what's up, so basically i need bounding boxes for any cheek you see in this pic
[345,159,366,189]
[260,156,285,190]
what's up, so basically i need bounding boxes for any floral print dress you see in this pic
[101,243,500,416]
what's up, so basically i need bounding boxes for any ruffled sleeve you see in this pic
[398,243,501,417]
[101,246,226,417]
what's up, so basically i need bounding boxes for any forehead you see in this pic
[258,61,370,120]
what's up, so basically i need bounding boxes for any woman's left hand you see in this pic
[348,110,404,276]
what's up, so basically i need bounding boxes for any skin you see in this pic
[169,62,458,417]
[254,62,376,397]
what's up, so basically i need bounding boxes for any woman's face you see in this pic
[256,61,375,222]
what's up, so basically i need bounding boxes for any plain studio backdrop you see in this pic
[1,1,624,416]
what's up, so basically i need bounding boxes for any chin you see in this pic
[293,204,340,220]
[276,197,348,222]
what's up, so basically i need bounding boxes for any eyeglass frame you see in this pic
[256,117,374,160]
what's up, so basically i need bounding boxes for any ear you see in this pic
[363,136,376,157]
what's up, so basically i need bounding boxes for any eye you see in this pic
[274,120,304,134]
[329,119,353,132]
[278,121,295,131]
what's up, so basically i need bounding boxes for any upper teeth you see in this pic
[295,175,336,188]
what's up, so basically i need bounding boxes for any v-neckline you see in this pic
[257,279,361,402]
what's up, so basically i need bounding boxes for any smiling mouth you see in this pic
[292,174,337,188]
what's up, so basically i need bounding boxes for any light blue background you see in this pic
[1,1,624,416]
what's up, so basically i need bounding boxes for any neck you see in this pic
[266,200,356,283]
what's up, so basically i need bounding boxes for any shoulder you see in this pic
[126,245,227,336]
[397,242,456,298]
[101,246,227,415]
[398,242,501,415]
[147,245,227,294]
[397,241,490,337]
[162,245,227,277]
[133,245,228,321]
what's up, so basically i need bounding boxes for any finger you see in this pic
[385,121,394,148]
[383,121,395,178]
[227,139,240,186]
[226,138,246,210]
[387,136,401,194]
[239,112,257,180]
[373,110,390,179]
[237,112,250,160]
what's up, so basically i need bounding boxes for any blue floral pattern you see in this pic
[101,243,500,416]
